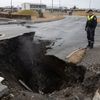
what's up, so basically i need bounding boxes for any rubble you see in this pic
[0,77,9,98]
[93,89,100,100]
[0,84,9,98]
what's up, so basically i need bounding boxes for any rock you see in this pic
[13,91,47,100]
[9,93,15,98]
[0,77,9,98]
[0,83,9,98]
[93,89,100,100]
[0,77,4,83]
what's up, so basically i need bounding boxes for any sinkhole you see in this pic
[0,32,86,94]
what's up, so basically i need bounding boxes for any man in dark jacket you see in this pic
[85,9,97,49]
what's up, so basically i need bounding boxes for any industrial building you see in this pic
[21,3,46,12]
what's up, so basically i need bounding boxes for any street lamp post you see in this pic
[11,0,13,13]
[40,0,42,10]
[59,0,61,12]
[89,0,92,8]
[59,0,60,8]
[52,0,53,12]
[40,0,42,7]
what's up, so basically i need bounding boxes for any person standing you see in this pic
[85,9,97,49]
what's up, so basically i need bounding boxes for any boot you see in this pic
[87,41,91,48]
[90,43,94,49]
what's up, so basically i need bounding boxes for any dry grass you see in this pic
[92,12,100,23]
[13,10,65,21]
[32,12,65,21]
[73,11,100,16]
[97,18,100,23]
[73,11,87,16]
[73,11,100,23]
[14,10,39,17]
[43,12,65,20]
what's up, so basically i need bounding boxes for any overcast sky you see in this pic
[0,0,99,9]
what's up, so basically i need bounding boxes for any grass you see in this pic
[73,11,100,23]
[97,18,100,23]
[13,10,65,21]
[13,10,39,17]
[31,11,65,21]
[73,11,87,16]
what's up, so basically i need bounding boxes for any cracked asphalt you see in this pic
[32,16,87,59]
[0,16,100,100]
[32,16,100,62]
[0,16,100,66]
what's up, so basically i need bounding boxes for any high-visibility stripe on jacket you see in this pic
[87,15,94,21]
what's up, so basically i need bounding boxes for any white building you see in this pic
[21,3,46,12]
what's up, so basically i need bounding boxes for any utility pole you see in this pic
[11,0,13,13]
[40,0,42,4]
[89,0,92,8]
[59,0,61,12]
[59,0,60,8]
[40,0,42,10]
[40,0,42,7]
[52,0,53,12]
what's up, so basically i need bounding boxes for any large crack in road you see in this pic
[0,32,87,99]
[0,17,100,99]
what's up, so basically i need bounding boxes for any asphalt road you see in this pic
[0,16,100,60]
[32,16,100,60]
[0,24,34,40]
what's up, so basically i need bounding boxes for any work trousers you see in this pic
[86,27,95,43]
